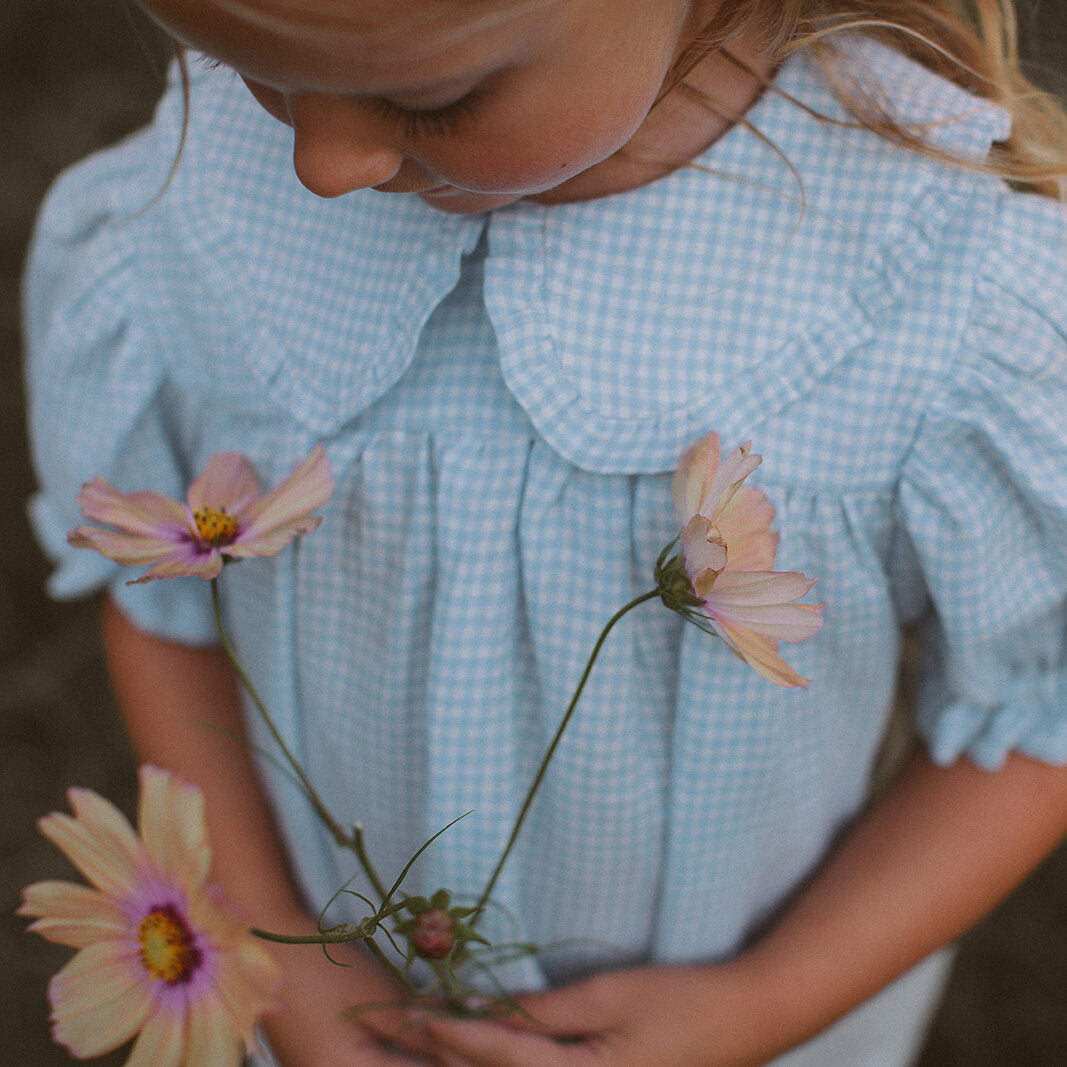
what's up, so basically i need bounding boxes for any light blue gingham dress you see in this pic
[24,36,1067,1063]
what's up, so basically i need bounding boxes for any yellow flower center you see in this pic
[138,906,200,983]
[192,504,239,546]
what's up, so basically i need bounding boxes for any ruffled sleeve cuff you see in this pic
[901,192,1067,769]
[918,607,1067,769]
[23,113,218,645]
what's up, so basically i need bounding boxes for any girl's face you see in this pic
[137,0,728,213]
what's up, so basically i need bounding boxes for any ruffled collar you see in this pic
[160,71,486,434]
[159,37,1008,468]
[480,38,1009,471]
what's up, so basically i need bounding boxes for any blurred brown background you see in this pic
[2,1,1066,1063]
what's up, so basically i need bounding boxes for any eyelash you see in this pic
[385,92,482,138]
[191,53,482,137]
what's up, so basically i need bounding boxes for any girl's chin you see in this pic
[415,185,525,213]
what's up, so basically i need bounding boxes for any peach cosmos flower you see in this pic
[19,765,280,1065]
[658,432,824,688]
[68,445,333,582]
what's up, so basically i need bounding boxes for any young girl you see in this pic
[24,0,1067,1062]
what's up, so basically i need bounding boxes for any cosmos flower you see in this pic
[658,432,824,688]
[67,445,333,583]
[19,765,280,1065]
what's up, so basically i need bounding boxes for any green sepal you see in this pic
[430,888,453,910]
[403,896,431,916]
[452,920,491,947]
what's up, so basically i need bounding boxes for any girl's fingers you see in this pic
[423,1015,587,1066]
[431,1049,474,1067]
[510,987,598,1034]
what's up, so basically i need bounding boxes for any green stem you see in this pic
[472,589,659,920]
[430,957,474,1007]
[211,577,387,899]
[252,925,367,945]
[252,924,420,994]
[211,578,346,844]
[363,935,422,995]
[352,824,389,903]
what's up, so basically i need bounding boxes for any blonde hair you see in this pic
[167,1,1067,200]
[671,0,1067,200]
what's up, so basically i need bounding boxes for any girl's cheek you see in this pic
[442,125,583,190]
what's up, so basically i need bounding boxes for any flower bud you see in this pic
[411,908,456,960]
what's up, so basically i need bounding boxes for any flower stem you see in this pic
[364,936,421,995]
[252,924,420,994]
[210,578,386,899]
[472,589,659,920]
[352,824,389,903]
[430,957,476,1008]
[252,925,368,945]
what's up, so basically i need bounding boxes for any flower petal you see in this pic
[75,478,188,537]
[126,1011,185,1067]
[224,517,323,559]
[672,432,722,522]
[679,515,727,579]
[130,548,225,584]
[715,486,779,571]
[19,880,126,947]
[37,790,146,896]
[49,941,152,1058]
[710,598,825,643]
[706,446,761,517]
[713,618,813,688]
[210,939,282,1047]
[66,527,196,568]
[186,452,261,515]
[138,765,212,893]
[230,444,334,557]
[705,572,824,641]
[709,569,819,607]
[185,994,245,1067]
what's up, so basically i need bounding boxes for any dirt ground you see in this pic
[2,2,1066,1064]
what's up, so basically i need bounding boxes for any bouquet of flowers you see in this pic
[20,432,823,1064]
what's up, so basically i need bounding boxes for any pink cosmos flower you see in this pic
[659,432,824,688]
[19,765,280,1065]
[68,445,333,582]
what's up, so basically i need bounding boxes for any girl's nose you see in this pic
[288,95,404,199]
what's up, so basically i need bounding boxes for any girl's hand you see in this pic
[420,963,786,1067]
[425,751,1067,1066]
[258,921,437,1066]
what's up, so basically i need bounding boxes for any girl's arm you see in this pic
[100,594,429,1065]
[424,748,1067,1065]
[740,748,1067,1053]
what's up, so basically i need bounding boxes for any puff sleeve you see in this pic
[899,191,1067,769]
[23,124,218,645]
